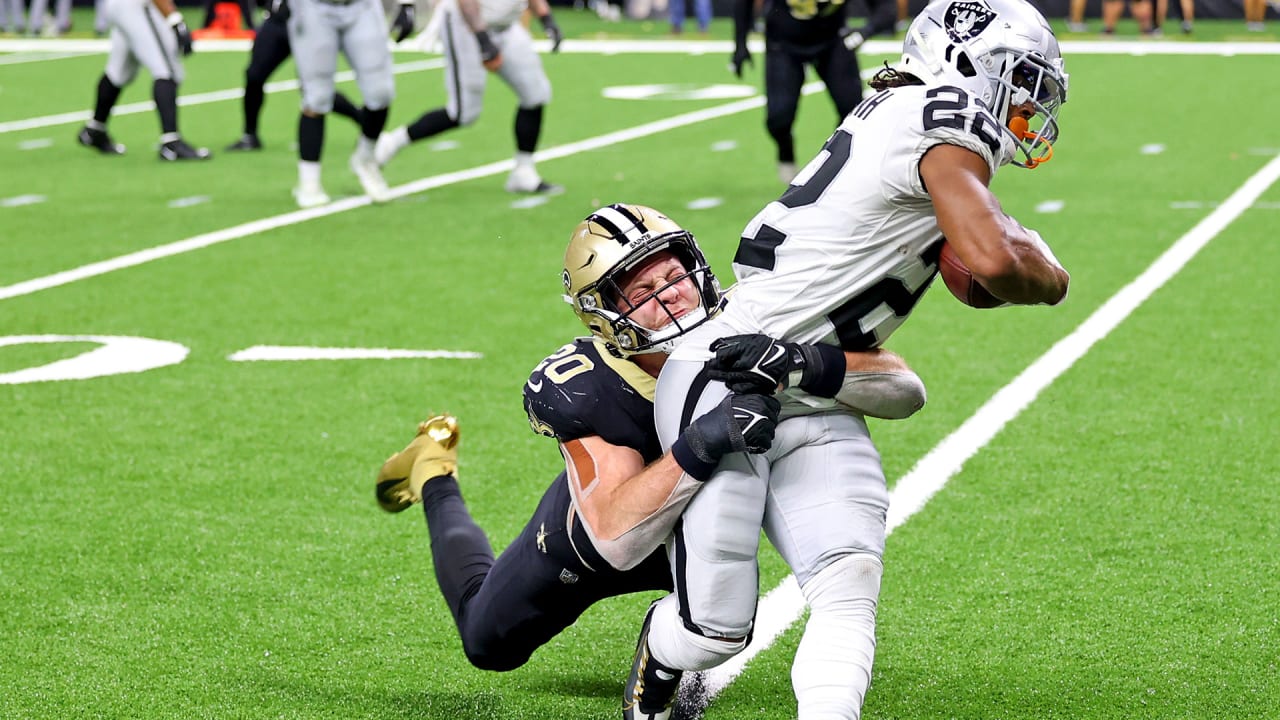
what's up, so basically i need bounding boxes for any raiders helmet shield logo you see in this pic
[943,0,996,42]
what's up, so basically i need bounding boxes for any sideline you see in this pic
[682,151,1280,714]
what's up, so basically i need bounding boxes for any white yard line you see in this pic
[685,151,1280,712]
[0,58,442,135]
[0,51,93,65]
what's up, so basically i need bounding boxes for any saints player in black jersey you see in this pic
[224,0,372,151]
[732,0,896,183]
[373,204,926,675]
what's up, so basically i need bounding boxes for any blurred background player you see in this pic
[1066,0,1087,31]
[286,0,415,207]
[1102,0,1154,33]
[26,0,73,36]
[1244,0,1266,30]
[732,0,896,184]
[225,0,363,151]
[669,0,711,34]
[374,0,564,194]
[1154,0,1193,34]
[77,0,210,160]
[0,0,24,34]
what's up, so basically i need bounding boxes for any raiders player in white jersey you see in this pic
[373,0,563,194]
[287,0,415,207]
[623,1,1072,719]
[77,0,210,160]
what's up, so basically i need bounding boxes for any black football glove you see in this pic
[538,13,563,52]
[167,12,193,56]
[706,334,846,398]
[391,1,415,42]
[671,393,781,481]
[838,27,865,51]
[475,29,502,70]
[731,44,752,78]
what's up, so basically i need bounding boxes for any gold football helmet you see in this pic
[563,204,721,357]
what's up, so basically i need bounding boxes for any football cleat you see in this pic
[622,602,682,720]
[373,130,404,167]
[504,165,563,195]
[226,133,263,151]
[350,146,392,202]
[77,126,125,155]
[159,138,211,161]
[292,182,330,209]
[375,414,460,513]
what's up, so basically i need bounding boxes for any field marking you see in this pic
[0,51,92,65]
[0,58,443,135]
[229,346,482,361]
[0,80,843,303]
[686,151,1280,711]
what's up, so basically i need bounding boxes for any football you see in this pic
[938,241,1006,309]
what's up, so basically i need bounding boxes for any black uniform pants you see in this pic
[764,37,863,163]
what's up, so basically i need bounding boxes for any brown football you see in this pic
[938,241,1006,309]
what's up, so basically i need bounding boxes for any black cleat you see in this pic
[77,126,125,155]
[226,133,263,151]
[159,138,212,161]
[622,602,682,720]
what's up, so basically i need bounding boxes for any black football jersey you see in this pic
[523,338,662,464]
[764,0,850,48]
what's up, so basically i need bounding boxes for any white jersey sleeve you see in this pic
[699,83,1015,356]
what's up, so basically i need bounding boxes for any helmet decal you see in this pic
[944,0,995,42]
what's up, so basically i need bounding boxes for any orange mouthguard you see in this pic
[1008,117,1053,168]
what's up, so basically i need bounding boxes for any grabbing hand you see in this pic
[707,334,844,397]
[391,2,416,43]
[731,44,752,78]
[673,393,781,480]
[539,13,563,52]
[838,27,865,51]
[475,30,503,71]
[167,12,193,56]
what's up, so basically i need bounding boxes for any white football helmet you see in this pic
[899,0,1068,168]
[563,204,722,357]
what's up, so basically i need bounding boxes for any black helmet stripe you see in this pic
[590,205,648,245]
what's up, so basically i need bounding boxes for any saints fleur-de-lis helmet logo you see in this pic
[944,0,996,41]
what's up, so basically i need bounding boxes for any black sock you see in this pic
[243,80,265,136]
[406,108,460,142]
[332,92,361,124]
[359,105,388,142]
[514,105,543,154]
[298,113,324,162]
[153,78,179,135]
[420,476,495,626]
[93,74,122,125]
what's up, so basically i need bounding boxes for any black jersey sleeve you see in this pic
[522,339,662,460]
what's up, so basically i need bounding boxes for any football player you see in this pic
[77,0,210,160]
[731,0,897,184]
[628,1,1072,719]
[373,0,564,194]
[286,0,415,207]
[225,0,365,152]
[373,204,928,674]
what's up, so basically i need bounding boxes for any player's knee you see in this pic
[461,640,530,672]
[364,84,394,113]
[456,104,482,127]
[801,552,882,613]
[245,64,270,86]
[521,81,551,109]
[648,597,747,671]
[106,67,136,87]
[765,106,797,135]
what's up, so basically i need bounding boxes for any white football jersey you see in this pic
[709,83,1017,353]
[477,0,525,29]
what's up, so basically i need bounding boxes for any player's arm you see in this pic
[526,0,562,51]
[730,0,754,76]
[561,393,780,571]
[151,0,194,56]
[920,144,1069,306]
[457,0,503,70]
[706,335,926,419]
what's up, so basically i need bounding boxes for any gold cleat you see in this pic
[375,414,460,513]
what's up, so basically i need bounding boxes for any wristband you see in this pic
[671,436,716,482]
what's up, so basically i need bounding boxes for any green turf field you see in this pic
[2,17,1278,720]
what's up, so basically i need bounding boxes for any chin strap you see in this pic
[1008,116,1054,169]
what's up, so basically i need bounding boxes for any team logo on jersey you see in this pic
[944,0,995,42]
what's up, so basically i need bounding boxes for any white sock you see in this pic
[298,160,322,187]
[513,151,535,171]
[792,554,882,720]
[356,135,375,155]
[85,118,105,131]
